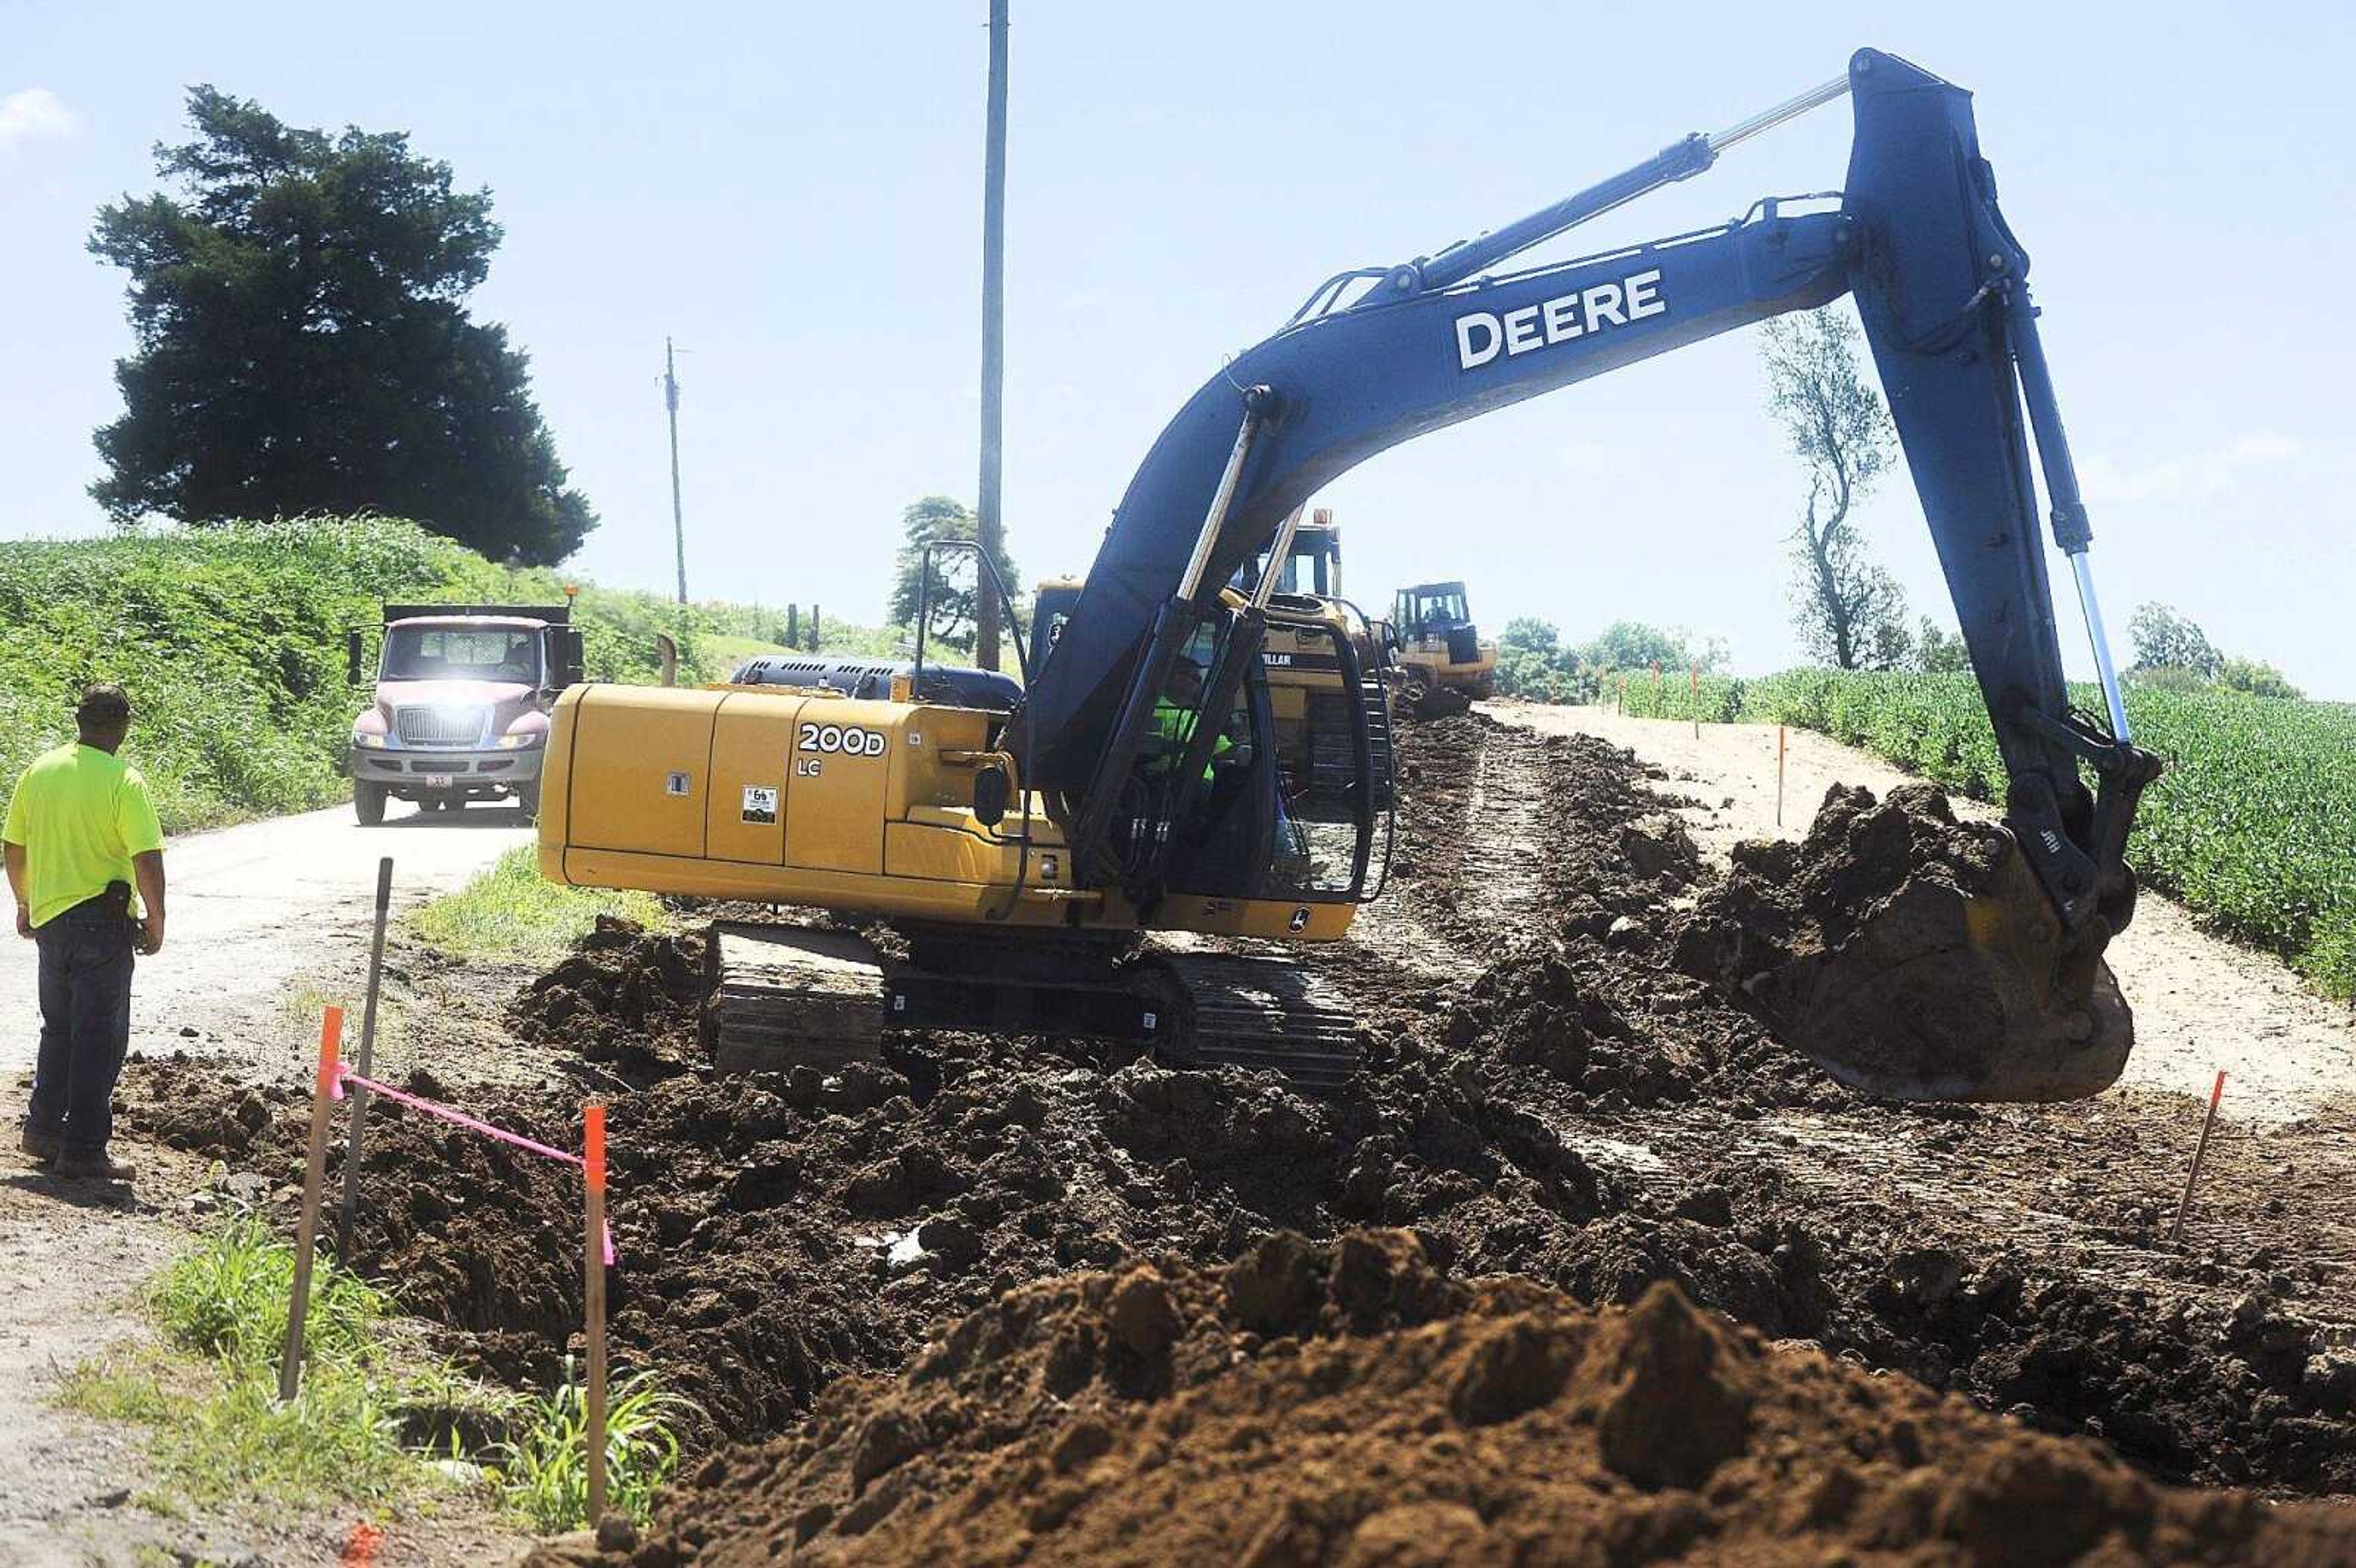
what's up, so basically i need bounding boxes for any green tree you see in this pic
[1761,307,1911,670]
[2217,656,2301,700]
[888,496,1022,650]
[1576,621,1725,675]
[1499,617,1559,655]
[2127,602,2223,679]
[1913,618,1972,675]
[88,88,594,564]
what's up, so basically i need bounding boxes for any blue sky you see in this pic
[4,2,2350,695]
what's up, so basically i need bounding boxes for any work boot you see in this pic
[18,1124,61,1165]
[55,1149,136,1182]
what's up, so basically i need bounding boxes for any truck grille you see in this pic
[393,705,490,748]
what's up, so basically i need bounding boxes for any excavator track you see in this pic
[701,923,1358,1090]
[1149,951,1359,1090]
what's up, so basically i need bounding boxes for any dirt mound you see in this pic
[1668,782,2132,1101]
[542,1232,2356,1567]
[177,1021,1604,1448]
[117,1051,304,1160]
[513,917,707,1085]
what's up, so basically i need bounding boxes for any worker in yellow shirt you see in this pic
[3,685,166,1182]
[1143,659,1233,786]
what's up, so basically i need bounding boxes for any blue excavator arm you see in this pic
[1014,48,2159,960]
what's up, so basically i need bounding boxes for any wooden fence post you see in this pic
[279,1007,344,1401]
[584,1103,609,1523]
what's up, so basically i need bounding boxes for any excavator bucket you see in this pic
[1737,813,2131,1103]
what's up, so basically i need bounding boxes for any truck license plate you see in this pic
[425,774,453,789]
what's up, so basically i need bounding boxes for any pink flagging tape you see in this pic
[333,1066,617,1266]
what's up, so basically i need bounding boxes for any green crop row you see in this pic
[0,516,879,835]
[1614,666,2356,1000]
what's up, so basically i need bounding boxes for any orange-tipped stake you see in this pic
[2169,1071,2227,1243]
[279,1005,345,1400]
[584,1102,609,1524]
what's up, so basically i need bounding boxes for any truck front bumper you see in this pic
[353,747,543,798]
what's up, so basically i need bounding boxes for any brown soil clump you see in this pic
[1669,782,2132,1101]
[514,917,707,1085]
[537,1232,2356,1567]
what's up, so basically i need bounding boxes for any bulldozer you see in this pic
[540,50,2160,1103]
[1386,580,1498,715]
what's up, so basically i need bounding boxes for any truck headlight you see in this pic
[495,730,545,750]
[353,729,388,749]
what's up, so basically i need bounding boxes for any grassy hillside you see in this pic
[1614,667,2356,1001]
[0,516,889,833]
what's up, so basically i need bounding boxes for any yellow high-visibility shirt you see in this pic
[2,743,165,927]
[1145,699,1232,783]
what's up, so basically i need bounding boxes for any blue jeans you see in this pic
[28,908,136,1156]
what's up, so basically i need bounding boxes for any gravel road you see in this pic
[0,798,532,1075]
[0,797,529,1564]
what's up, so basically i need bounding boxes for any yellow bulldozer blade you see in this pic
[1750,832,2132,1103]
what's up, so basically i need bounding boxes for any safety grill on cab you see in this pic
[393,705,491,748]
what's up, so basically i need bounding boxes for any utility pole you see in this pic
[664,337,687,605]
[973,0,1010,671]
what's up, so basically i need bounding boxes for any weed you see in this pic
[491,1362,692,1532]
[149,1215,391,1368]
[56,1217,501,1518]
[407,845,666,964]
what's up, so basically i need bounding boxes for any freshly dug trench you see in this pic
[533,1231,2356,1568]
[109,718,2355,1502]
[1670,782,2133,1102]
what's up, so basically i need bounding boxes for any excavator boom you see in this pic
[1009,47,2161,1099]
[542,48,2160,1102]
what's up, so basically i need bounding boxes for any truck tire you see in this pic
[355,782,388,826]
[517,783,541,819]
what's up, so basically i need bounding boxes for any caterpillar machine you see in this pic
[1043,510,1386,801]
[539,49,2161,1102]
[1388,581,1499,714]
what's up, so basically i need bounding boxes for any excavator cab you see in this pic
[1115,599,1392,911]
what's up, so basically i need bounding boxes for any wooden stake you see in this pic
[2169,1071,2227,1243]
[279,1006,344,1402]
[584,1103,609,1525]
[1776,725,1787,828]
[337,858,393,1260]
[1689,664,1700,739]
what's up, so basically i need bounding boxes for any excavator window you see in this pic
[1118,610,1386,911]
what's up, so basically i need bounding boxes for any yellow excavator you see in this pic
[541,53,2161,1102]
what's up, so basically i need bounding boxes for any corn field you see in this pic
[1613,667,2356,1001]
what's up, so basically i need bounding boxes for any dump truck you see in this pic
[347,603,585,824]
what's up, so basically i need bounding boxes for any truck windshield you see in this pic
[383,626,542,684]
